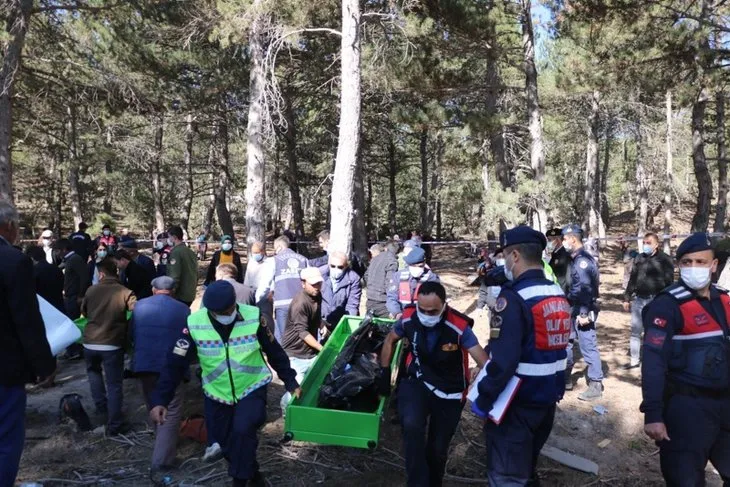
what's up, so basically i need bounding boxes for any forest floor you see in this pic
[16,243,725,486]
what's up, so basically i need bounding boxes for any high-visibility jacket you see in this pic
[187,304,272,405]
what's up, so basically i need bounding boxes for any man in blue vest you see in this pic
[379,281,488,487]
[255,236,309,342]
[386,246,440,320]
[150,281,300,486]
[641,233,730,486]
[562,224,604,401]
[473,226,571,486]
[130,276,191,473]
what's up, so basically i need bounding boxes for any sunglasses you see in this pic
[329,264,346,270]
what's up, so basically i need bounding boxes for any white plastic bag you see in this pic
[37,295,81,356]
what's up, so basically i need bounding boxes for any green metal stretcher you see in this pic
[283,315,401,450]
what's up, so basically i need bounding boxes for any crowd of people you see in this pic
[1,198,729,487]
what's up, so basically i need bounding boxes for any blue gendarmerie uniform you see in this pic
[474,227,571,485]
[395,304,476,487]
[640,233,730,485]
[565,241,603,383]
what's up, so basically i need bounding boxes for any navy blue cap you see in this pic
[561,224,582,236]
[118,236,137,249]
[500,225,547,250]
[676,232,713,260]
[404,246,426,265]
[203,280,236,312]
[546,228,562,238]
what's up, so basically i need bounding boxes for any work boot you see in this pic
[578,381,603,401]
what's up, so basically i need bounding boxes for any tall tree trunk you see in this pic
[428,133,442,234]
[152,115,166,234]
[484,0,509,192]
[600,122,612,229]
[245,2,267,250]
[215,115,234,237]
[103,126,113,214]
[181,113,195,235]
[0,0,32,203]
[202,141,216,236]
[583,90,601,236]
[388,137,397,234]
[636,114,648,238]
[691,89,712,232]
[419,128,429,233]
[663,90,673,252]
[522,0,547,232]
[329,0,362,256]
[49,145,63,234]
[281,93,305,238]
[366,176,373,236]
[715,91,727,233]
[66,104,83,227]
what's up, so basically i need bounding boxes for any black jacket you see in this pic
[0,238,56,385]
[61,252,90,300]
[549,245,571,293]
[364,250,399,305]
[34,260,65,313]
[624,250,675,301]
[204,250,243,286]
[122,260,153,300]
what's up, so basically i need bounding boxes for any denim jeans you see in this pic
[85,348,125,432]
[280,356,316,412]
[630,296,653,365]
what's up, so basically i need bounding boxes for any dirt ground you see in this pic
[16,244,724,486]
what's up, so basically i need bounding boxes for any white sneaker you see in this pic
[202,442,222,462]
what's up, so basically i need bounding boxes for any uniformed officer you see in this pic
[255,236,309,342]
[562,224,603,400]
[379,281,488,487]
[641,233,730,486]
[546,227,570,293]
[473,226,571,486]
[149,281,300,486]
[386,246,440,319]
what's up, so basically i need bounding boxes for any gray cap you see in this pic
[151,276,175,291]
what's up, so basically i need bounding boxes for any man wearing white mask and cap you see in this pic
[386,245,440,320]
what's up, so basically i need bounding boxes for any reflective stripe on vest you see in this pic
[187,305,272,405]
[516,358,568,376]
[513,282,571,380]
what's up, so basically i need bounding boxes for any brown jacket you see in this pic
[81,277,137,347]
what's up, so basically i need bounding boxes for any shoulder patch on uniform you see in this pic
[579,260,588,269]
[495,297,508,313]
[173,338,190,356]
[645,328,667,349]
[653,317,667,328]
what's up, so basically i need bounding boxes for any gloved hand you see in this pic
[376,367,392,396]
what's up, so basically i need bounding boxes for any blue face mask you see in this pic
[254,254,264,262]
[642,245,653,255]
[504,255,515,281]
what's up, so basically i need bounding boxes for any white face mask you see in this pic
[221,243,233,252]
[563,241,573,252]
[546,241,555,253]
[681,266,712,290]
[213,310,238,325]
[167,238,174,247]
[504,255,515,281]
[103,230,111,236]
[330,267,344,280]
[42,238,52,248]
[409,266,425,279]
[495,258,506,267]
[155,241,164,250]
[417,305,444,328]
